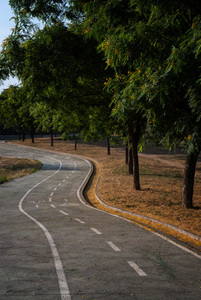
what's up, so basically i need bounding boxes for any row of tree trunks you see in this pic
[125,122,199,208]
[18,124,35,143]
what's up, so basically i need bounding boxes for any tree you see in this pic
[8,0,201,207]
[70,0,201,205]
[0,85,35,140]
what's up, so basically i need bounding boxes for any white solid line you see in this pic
[18,158,71,300]
[51,204,56,209]
[107,241,121,252]
[91,228,102,235]
[75,218,85,224]
[59,210,69,216]
[127,261,147,276]
[152,231,201,259]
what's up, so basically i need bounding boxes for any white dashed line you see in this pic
[51,204,56,209]
[60,203,67,207]
[75,218,85,224]
[63,179,66,182]
[58,183,62,187]
[67,203,79,207]
[107,241,121,252]
[49,198,52,202]
[53,187,57,191]
[50,192,54,197]
[127,261,147,276]
[18,158,71,299]
[59,210,69,216]
[91,228,102,235]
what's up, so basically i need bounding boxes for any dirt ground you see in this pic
[6,137,201,251]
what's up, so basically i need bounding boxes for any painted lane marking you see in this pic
[51,204,56,209]
[67,203,79,207]
[107,241,121,252]
[91,228,102,235]
[63,179,66,183]
[30,201,39,208]
[74,218,85,224]
[127,261,147,276]
[50,192,54,197]
[53,187,57,191]
[59,210,69,216]
[152,231,201,259]
[58,183,62,187]
[60,203,68,207]
[18,158,71,300]
[49,198,52,202]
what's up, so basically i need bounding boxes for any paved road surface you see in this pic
[0,143,200,299]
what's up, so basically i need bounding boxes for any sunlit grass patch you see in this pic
[0,157,42,184]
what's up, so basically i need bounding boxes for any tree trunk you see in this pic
[128,141,133,175]
[182,151,199,209]
[128,122,140,190]
[31,124,34,143]
[106,137,111,155]
[50,127,54,146]
[18,126,21,140]
[132,137,140,190]
[125,142,128,165]
[22,129,25,142]
[75,137,77,150]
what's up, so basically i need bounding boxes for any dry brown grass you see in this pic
[8,137,201,249]
[0,156,42,183]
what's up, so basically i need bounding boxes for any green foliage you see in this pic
[78,0,201,155]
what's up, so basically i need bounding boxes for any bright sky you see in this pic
[0,0,20,92]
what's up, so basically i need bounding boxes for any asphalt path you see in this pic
[0,142,200,299]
